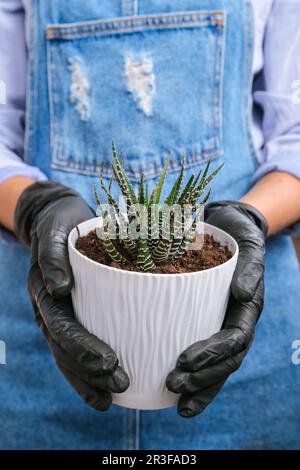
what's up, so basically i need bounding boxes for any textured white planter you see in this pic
[68,218,238,410]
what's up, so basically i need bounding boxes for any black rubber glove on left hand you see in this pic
[14,181,129,411]
[166,201,268,418]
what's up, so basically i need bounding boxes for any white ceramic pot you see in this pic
[68,218,238,410]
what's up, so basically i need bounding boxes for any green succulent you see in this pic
[94,142,223,272]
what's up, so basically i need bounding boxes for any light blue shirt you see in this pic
[0,0,300,190]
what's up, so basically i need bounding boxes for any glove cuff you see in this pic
[205,200,269,237]
[14,181,83,246]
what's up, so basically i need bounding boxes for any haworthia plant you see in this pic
[94,142,223,272]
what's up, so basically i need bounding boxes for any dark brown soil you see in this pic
[75,230,232,274]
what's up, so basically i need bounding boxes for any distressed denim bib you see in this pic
[0,0,299,449]
[25,0,258,204]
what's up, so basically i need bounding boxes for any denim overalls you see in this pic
[0,0,299,449]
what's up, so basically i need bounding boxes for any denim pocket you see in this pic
[47,10,225,181]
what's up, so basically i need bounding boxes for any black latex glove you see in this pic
[14,181,129,411]
[166,200,268,418]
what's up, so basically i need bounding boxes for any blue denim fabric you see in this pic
[0,0,299,449]
[26,0,257,200]
[46,11,225,181]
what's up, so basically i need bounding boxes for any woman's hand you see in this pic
[166,201,268,418]
[14,181,129,411]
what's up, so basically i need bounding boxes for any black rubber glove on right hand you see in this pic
[14,181,129,411]
[167,201,268,418]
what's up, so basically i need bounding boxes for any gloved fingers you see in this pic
[205,201,268,236]
[57,363,112,412]
[166,350,245,394]
[37,223,74,298]
[44,333,129,393]
[205,204,265,243]
[35,194,94,298]
[205,205,265,303]
[231,239,265,303]
[31,228,69,301]
[223,279,264,329]
[35,304,130,393]
[30,311,112,410]
[174,283,262,374]
[173,327,249,373]
[81,365,129,394]
[30,233,39,266]
[177,377,228,418]
[29,263,119,374]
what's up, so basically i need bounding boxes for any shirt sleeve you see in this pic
[252,0,300,184]
[0,0,47,185]
[252,0,300,236]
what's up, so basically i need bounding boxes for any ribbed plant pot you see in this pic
[68,217,238,410]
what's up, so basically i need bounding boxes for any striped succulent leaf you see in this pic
[122,237,138,258]
[150,157,170,205]
[190,163,224,205]
[138,173,145,205]
[103,238,127,264]
[147,203,160,250]
[178,173,195,204]
[136,239,155,272]
[112,141,138,207]
[172,237,189,261]
[152,239,172,264]
[164,156,185,206]
[94,143,223,272]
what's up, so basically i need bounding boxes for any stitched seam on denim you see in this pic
[135,410,140,450]
[218,12,227,153]
[24,0,39,166]
[56,40,65,163]
[51,152,223,182]
[212,24,217,151]
[50,40,63,165]
[215,13,227,155]
[126,409,136,450]
[51,151,222,177]
[49,22,223,39]
[47,10,224,30]
[47,21,224,40]
[242,0,258,171]
[212,14,226,154]
[126,410,131,450]
[122,410,128,450]
[47,38,56,166]
[52,148,218,170]
[23,1,33,164]
[47,11,225,39]
[53,40,59,161]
